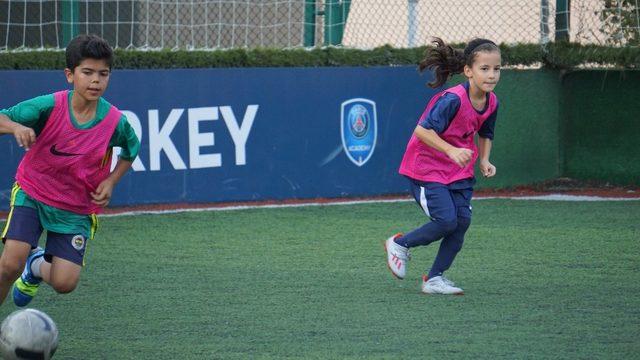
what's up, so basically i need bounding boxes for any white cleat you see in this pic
[384,234,410,279]
[441,275,455,287]
[421,275,464,295]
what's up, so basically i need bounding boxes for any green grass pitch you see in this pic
[1,199,639,359]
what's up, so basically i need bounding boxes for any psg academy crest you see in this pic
[341,98,377,167]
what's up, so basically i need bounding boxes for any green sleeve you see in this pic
[0,94,55,136]
[109,114,140,162]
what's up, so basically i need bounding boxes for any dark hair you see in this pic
[65,34,113,71]
[419,37,499,88]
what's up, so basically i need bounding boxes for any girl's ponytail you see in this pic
[418,37,465,89]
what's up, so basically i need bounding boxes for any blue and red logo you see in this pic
[341,98,377,167]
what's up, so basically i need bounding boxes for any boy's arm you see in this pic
[0,94,56,150]
[414,126,473,168]
[0,113,37,150]
[90,158,134,206]
[477,136,496,177]
[93,115,140,206]
[110,115,140,161]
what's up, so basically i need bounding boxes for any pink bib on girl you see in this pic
[399,84,498,184]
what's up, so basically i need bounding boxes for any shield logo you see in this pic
[71,235,85,250]
[341,98,377,167]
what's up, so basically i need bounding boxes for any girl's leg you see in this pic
[427,216,471,278]
[427,188,473,278]
[395,181,458,248]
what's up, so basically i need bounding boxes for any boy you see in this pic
[0,34,139,306]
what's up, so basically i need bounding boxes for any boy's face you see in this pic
[64,58,111,102]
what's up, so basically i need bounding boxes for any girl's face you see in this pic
[464,51,501,94]
[64,58,111,102]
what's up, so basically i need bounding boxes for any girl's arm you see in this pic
[477,136,496,177]
[414,125,473,167]
[0,114,36,150]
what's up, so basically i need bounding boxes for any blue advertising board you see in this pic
[0,67,438,209]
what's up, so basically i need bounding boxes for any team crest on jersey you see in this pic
[71,235,85,250]
[341,98,377,167]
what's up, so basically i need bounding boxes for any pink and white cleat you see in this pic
[384,233,410,279]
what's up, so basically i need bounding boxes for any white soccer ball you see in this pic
[0,309,58,360]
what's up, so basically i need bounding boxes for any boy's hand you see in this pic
[479,160,496,177]
[91,179,115,206]
[446,147,474,167]
[13,124,36,150]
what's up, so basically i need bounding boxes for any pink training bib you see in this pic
[16,90,121,214]
[399,84,498,184]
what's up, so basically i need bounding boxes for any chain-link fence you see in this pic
[1,0,639,50]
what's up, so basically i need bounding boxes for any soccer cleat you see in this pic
[12,247,44,307]
[441,274,455,287]
[421,275,464,295]
[384,233,410,279]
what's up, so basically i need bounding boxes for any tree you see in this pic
[598,0,640,45]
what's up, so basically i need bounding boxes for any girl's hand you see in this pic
[480,160,496,177]
[446,147,474,167]
[91,179,115,206]
[13,124,36,150]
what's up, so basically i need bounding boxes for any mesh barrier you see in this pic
[0,0,308,49]
[344,0,546,47]
[0,0,638,50]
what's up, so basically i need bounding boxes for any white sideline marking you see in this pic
[96,194,640,218]
[0,194,638,220]
[100,198,411,218]
[485,194,640,202]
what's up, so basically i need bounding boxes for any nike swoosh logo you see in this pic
[50,144,83,157]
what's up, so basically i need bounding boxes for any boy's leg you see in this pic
[427,188,473,279]
[1,206,43,305]
[0,241,33,304]
[40,231,87,293]
[40,257,81,294]
[395,181,458,248]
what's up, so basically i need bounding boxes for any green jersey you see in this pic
[1,91,140,235]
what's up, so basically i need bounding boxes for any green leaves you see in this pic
[0,43,638,70]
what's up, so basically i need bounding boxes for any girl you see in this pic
[384,38,501,295]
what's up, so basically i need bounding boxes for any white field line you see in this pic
[491,194,640,202]
[80,194,640,219]
[0,194,638,221]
